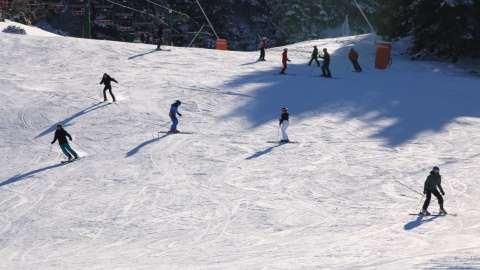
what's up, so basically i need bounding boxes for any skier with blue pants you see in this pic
[169,100,182,132]
[51,123,78,161]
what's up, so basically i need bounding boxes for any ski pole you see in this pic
[345,62,351,71]
[48,143,52,156]
[309,64,315,74]
[415,194,425,213]
[100,84,103,100]
[72,140,87,153]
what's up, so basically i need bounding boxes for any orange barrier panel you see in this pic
[216,39,227,50]
[375,42,392,69]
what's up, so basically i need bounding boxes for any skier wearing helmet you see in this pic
[51,123,79,161]
[279,108,289,142]
[258,37,268,61]
[169,100,183,132]
[279,48,291,74]
[421,166,447,215]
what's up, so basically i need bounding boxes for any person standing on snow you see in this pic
[308,45,320,67]
[156,25,164,50]
[421,166,447,215]
[51,123,78,161]
[99,73,118,102]
[279,48,291,74]
[169,100,182,132]
[348,48,362,72]
[279,107,289,142]
[258,37,267,61]
[319,48,332,78]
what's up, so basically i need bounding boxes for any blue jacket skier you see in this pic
[169,100,182,132]
[51,123,78,161]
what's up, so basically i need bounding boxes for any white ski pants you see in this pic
[281,120,289,140]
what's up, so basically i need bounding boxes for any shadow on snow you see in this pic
[35,103,109,139]
[404,215,440,230]
[125,134,169,157]
[0,163,65,187]
[128,49,158,60]
[245,144,284,160]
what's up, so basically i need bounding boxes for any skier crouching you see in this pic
[51,123,78,161]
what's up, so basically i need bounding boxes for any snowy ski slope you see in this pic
[1,20,480,269]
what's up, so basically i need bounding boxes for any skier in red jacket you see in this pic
[348,48,362,72]
[279,48,291,74]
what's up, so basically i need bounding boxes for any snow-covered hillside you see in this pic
[1,20,480,269]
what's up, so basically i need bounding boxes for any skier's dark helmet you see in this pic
[175,100,181,105]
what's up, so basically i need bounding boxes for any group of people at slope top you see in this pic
[258,37,363,76]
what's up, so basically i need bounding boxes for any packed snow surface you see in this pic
[1,20,480,269]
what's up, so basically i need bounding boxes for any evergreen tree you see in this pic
[408,0,480,61]
[374,0,413,39]
[272,0,378,46]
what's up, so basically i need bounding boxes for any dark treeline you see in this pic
[5,0,480,61]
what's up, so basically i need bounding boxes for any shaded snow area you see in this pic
[1,20,480,269]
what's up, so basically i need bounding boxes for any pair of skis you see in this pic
[275,74,340,79]
[308,74,340,79]
[158,131,193,134]
[408,213,457,217]
[61,157,81,164]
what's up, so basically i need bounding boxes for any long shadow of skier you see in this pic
[245,144,284,160]
[125,134,169,157]
[0,163,65,187]
[35,103,109,139]
[404,215,439,230]
[240,61,262,66]
[128,50,157,60]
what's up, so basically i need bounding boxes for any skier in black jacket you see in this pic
[279,107,289,142]
[51,123,78,161]
[319,48,332,78]
[156,26,164,50]
[308,46,320,67]
[100,73,118,102]
[421,166,447,215]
